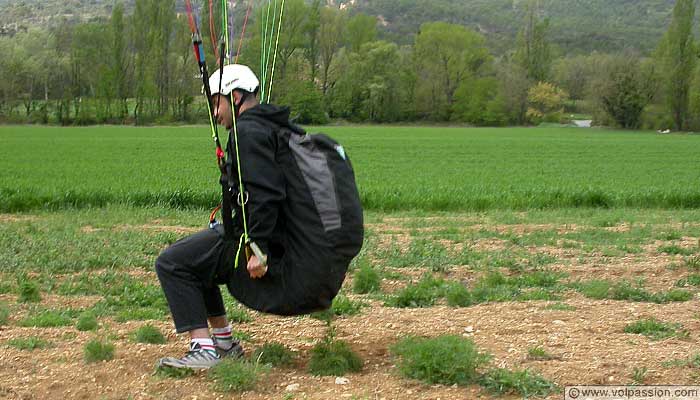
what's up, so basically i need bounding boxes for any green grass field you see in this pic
[3,124,700,398]
[2,125,699,211]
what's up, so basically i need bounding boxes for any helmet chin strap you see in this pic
[231,91,250,119]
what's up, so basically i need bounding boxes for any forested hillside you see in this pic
[354,0,678,53]
[0,0,682,54]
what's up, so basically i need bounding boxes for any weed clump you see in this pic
[387,274,445,308]
[134,324,166,344]
[526,346,556,361]
[76,312,98,331]
[208,358,269,392]
[543,302,576,311]
[353,261,381,294]
[624,318,688,341]
[445,283,473,307]
[251,342,295,367]
[391,335,491,385]
[573,280,692,304]
[20,309,74,327]
[478,368,558,397]
[84,339,115,363]
[685,256,700,270]
[308,328,363,376]
[227,307,252,323]
[7,337,50,351]
[658,245,692,256]
[17,280,41,303]
[0,302,9,325]
[330,294,366,316]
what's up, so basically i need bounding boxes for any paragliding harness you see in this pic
[185,0,265,267]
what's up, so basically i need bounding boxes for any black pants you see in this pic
[155,225,347,333]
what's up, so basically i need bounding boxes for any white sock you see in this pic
[191,338,217,355]
[212,325,234,350]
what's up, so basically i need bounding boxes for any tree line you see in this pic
[0,0,698,131]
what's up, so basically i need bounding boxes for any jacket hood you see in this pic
[240,104,305,134]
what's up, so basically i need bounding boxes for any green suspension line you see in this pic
[267,0,285,104]
[222,0,229,64]
[260,0,273,101]
[262,0,279,103]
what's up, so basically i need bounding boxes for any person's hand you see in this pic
[247,255,268,279]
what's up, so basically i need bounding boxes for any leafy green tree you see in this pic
[171,14,196,122]
[277,79,328,124]
[526,81,568,124]
[687,65,700,130]
[70,23,110,124]
[318,6,346,95]
[273,0,309,82]
[657,0,696,131]
[0,38,26,118]
[453,77,507,126]
[109,2,130,120]
[414,22,491,120]
[302,0,321,81]
[329,41,405,122]
[553,54,596,104]
[515,0,551,82]
[346,13,377,53]
[497,60,530,124]
[14,30,43,118]
[590,55,656,129]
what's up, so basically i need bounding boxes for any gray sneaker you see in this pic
[213,337,245,359]
[157,342,222,370]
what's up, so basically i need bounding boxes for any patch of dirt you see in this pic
[81,224,200,235]
[3,294,700,399]
[4,216,700,399]
[0,214,37,223]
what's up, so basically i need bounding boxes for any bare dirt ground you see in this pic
[2,215,700,399]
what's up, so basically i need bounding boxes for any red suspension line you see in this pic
[235,2,252,64]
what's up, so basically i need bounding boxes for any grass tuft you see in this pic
[0,302,9,325]
[685,256,700,270]
[543,302,576,311]
[208,358,269,392]
[478,368,558,397]
[526,346,556,361]
[227,307,252,324]
[17,280,41,303]
[308,328,363,376]
[84,339,115,363]
[76,312,98,331]
[445,282,473,307]
[658,245,692,256]
[251,342,295,367]
[7,337,50,351]
[20,309,74,327]
[391,335,491,386]
[632,366,647,384]
[353,260,381,294]
[134,324,166,344]
[330,294,366,316]
[387,274,445,308]
[624,318,688,341]
[573,280,692,304]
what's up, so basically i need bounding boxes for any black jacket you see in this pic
[226,104,302,258]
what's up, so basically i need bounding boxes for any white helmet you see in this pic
[209,64,259,96]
